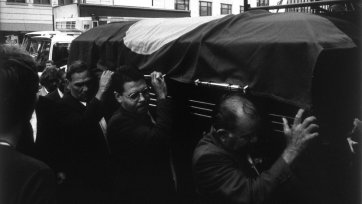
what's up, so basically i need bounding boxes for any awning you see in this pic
[0,23,53,32]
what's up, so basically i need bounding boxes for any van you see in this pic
[22,32,76,71]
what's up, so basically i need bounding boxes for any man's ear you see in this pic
[114,91,123,104]
[216,129,231,145]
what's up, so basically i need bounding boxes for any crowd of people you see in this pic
[0,44,360,204]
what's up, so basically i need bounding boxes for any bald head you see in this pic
[212,94,260,153]
[214,94,260,133]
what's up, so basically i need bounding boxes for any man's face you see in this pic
[45,63,54,70]
[67,70,94,102]
[227,117,259,153]
[116,79,150,114]
[219,101,259,154]
[58,72,66,93]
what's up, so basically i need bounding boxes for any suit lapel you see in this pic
[62,94,86,113]
[54,91,61,101]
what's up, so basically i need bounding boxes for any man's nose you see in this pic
[139,93,145,102]
[82,85,89,93]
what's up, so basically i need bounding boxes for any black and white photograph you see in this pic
[0,0,361,203]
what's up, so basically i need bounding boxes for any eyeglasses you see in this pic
[126,87,150,101]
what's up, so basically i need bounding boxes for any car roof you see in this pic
[31,34,75,43]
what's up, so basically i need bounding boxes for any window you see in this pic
[240,5,244,13]
[56,21,76,30]
[221,3,232,15]
[257,0,269,6]
[200,1,212,16]
[66,21,75,29]
[99,21,107,26]
[52,43,70,67]
[58,0,72,5]
[175,0,189,10]
[7,0,26,3]
[92,21,98,28]
[35,40,51,70]
[33,0,50,4]
[28,40,41,57]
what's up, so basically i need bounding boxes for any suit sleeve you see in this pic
[193,153,292,204]
[21,168,56,204]
[54,97,106,173]
[108,99,173,152]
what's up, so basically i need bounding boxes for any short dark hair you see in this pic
[111,65,145,94]
[45,60,54,65]
[40,68,59,88]
[0,45,39,127]
[213,93,259,132]
[66,60,89,80]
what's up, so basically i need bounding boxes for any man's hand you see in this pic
[95,70,114,100]
[347,118,362,153]
[347,137,358,153]
[281,109,319,164]
[150,71,167,100]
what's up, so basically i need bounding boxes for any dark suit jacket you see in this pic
[0,145,56,204]
[107,99,176,203]
[57,94,109,183]
[17,122,37,157]
[33,96,64,173]
[17,97,60,161]
[193,132,306,204]
[45,90,62,102]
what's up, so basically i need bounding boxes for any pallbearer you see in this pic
[108,65,176,204]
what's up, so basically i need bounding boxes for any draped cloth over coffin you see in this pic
[69,10,358,108]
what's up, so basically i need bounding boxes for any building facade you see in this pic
[176,0,246,17]
[0,0,56,43]
[53,0,250,33]
[257,0,269,7]
[1,0,259,43]
[55,0,249,18]
[53,3,190,33]
[285,0,329,13]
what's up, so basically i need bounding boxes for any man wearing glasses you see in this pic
[107,65,176,203]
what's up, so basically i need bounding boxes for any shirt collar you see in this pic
[57,88,64,98]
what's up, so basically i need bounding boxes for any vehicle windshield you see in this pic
[35,39,51,72]
[52,43,70,68]
[25,37,45,59]
[22,34,38,51]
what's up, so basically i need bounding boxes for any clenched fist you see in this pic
[150,71,167,100]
